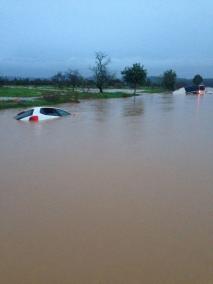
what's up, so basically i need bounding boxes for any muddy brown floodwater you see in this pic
[0,94,213,284]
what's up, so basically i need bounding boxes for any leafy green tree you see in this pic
[121,63,147,95]
[162,69,177,91]
[193,74,203,86]
[92,52,111,93]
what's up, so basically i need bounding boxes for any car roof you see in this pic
[18,107,69,115]
[25,107,65,111]
[34,107,57,110]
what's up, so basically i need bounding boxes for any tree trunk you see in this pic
[99,86,103,93]
[134,84,137,95]
[133,84,137,104]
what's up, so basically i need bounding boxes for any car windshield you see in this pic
[40,108,70,117]
[56,109,70,116]
[40,108,60,116]
[15,109,34,120]
[199,86,205,91]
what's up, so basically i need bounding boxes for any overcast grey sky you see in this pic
[0,0,213,78]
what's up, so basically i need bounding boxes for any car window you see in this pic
[199,85,205,91]
[185,86,197,93]
[56,109,70,116]
[40,108,60,116]
[15,109,34,120]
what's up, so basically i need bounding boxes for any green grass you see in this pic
[0,85,167,99]
[0,95,77,110]
[0,86,135,97]
[0,85,168,110]
[0,86,42,97]
[0,87,135,110]
[78,92,134,99]
[0,100,43,110]
[142,86,166,93]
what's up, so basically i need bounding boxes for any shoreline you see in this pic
[0,86,166,110]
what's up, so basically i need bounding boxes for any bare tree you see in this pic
[0,75,9,87]
[0,76,5,87]
[92,52,110,93]
[66,70,82,91]
[51,72,66,89]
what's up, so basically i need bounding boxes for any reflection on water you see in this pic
[196,94,204,112]
[122,99,144,116]
[158,93,175,112]
[0,94,213,284]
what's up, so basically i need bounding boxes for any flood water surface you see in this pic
[0,94,213,284]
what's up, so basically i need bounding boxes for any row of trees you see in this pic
[51,52,176,94]
[90,52,203,93]
[0,52,204,93]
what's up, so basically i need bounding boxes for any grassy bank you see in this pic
[78,92,134,99]
[142,86,166,93]
[0,95,76,110]
[0,85,166,110]
[0,86,42,97]
[0,86,167,98]
[0,86,135,110]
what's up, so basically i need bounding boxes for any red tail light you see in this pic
[29,115,39,122]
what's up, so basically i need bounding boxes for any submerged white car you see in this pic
[15,107,70,121]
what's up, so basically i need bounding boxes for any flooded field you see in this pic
[0,94,212,284]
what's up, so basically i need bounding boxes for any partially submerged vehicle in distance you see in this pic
[185,85,205,95]
[15,107,70,121]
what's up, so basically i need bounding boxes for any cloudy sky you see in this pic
[0,0,213,78]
